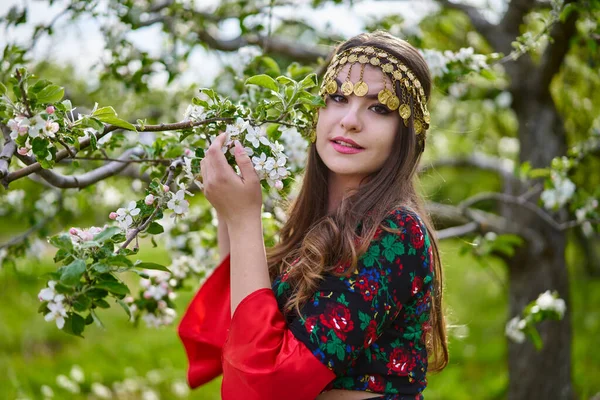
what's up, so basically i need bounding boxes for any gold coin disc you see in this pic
[340,56,348,65]
[399,104,411,119]
[348,54,358,63]
[378,89,392,104]
[382,64,394,73]
[358,55,369,64]
[341,81,354,96]
[414,120,423,134]
[326,80,338,94]
[354,81,369,97]
[370,57,380,66]
[387,95,400,110]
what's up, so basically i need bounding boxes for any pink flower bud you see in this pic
[145,194,155,205]
[143,291,152,299]
[46,106,55,114]
[163,185,170,193]
[17,147,29,155]
[69,227,78,235]
[18,126,28,135]
[184,148,193,156]
[109,212,118,220]
[275,180,284,190]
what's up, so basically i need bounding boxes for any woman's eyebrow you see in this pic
[333,78,381,100]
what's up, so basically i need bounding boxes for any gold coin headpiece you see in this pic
[319,45,431,147]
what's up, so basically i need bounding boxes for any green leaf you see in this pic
[61,99,73,111]
[93,106,136,131]
[48,233,73,252]
[93,226,122,243]
[73,295,91,312]
[146,222,164,235]
[93,299,110,309]
[94,281,130,296]
[106,255,133,268]
[63,312,85,337]
[135,262,169,272]
[0,82,6,95]
[246,74,278,92]
[91,263,111,273]
[117,298,132,320]
[276,75,296,86]
[36,84,64,104]
[60,259,87,286]
[299,73,318,89]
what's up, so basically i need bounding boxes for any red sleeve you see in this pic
[178,254,231,388]
[221,288,336,400]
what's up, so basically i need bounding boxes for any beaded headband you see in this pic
[318,45,431,144]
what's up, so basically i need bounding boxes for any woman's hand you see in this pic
[200,132,262,225]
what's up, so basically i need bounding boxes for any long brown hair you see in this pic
[266,31,448,372]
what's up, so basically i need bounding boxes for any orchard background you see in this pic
[0,0,599,399]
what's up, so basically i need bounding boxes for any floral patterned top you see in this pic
[271,207,434,400]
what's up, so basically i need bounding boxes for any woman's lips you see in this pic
[331,140,365,154]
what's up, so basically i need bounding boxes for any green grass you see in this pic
[1,237,599,399]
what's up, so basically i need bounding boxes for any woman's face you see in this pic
[316,63,400,184]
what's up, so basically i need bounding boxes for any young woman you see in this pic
[178,31,448,400]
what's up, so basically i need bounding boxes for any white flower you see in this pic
[28,114,46,138]
[7,116,30,140]
[70,365,85,383]
[224,117,251,143]
[182,104,206,122]
[40,384,54,398]
[167,190,189,216]
[115,201,141,229]
[505,316,526,343]
[172,380,190,397]
[246,125,270,148]
[535,290,567,318]
[252,153,268,171]
[91,383,112,399]
[44,301,68,329]
[145,194,155,205]
[56,374,80,393]
[38,280,58,302]
[419,49,449,78]
[44,120,59,138]
[496,91,513,108]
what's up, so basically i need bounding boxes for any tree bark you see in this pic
[505,79,573,399]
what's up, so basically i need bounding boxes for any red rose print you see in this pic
[356,276,369,291]
[409,221,425,249]
[304,316,318,334]
[319,303,354,340]
[411,276,423,295]
[364,320,378,347]
[374,227,383,240]
[334,261,350,274]
[367,375,386,392]
[387,348,416,375]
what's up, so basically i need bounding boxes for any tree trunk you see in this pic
[504,95,573,399]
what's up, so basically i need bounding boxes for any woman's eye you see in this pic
[371,104,391,115]
[328,94,346,103]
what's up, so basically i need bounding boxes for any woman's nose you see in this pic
[339,107,362,132]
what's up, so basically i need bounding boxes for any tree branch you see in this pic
[116,159,182,254]
[4,116,233,185]
[419,152,524,187]
[537,0,579,92]
[196,29,328,63]
[13,147,145,189]
[434,0,503,50]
